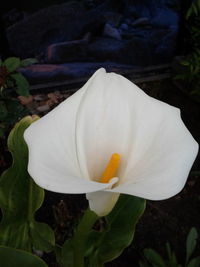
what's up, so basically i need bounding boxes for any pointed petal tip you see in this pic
[94,67,106,75]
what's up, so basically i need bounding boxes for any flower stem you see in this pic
[72,208,98,267]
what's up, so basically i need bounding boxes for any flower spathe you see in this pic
[24,68,198,216]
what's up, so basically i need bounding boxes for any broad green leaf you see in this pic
[143,248,166,267]
[186,228,198,263]
[187,256,200,267]
[62,209,98,267]
[192,4,198,15]
[0,246,48,267]
[61,240,74,267]
[186,4,194,19]
[0,116,55,252]
[4,57,20,72]
[170,252,179,266]
[10,72,30,96]
[30,222,55,252]
[86,195,146,265]
[20,58,38,67]
[166,242,179,265]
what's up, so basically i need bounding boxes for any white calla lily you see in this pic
[24,68,198,217]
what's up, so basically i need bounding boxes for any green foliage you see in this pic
[20,58,39,67]
[0,116,55,253]
[175,0,200,99]
[0,246,48,267]
[61,240,74,267]
[186,228,198,264]
[86,195,146,266]
[0,97,28,138]
[11,72,30,96]
[61,195,146,267]
[140,227,200,267]
[186,0,200,52]
[143,248,167,267]
[3,57,21,72]
[0,57,37,97]
[186,0,200,20]
[0,57,37,137]
[61,209,98,267]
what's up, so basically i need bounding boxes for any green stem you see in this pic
[72,208,98,267]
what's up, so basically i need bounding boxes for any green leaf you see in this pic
[186,9,191,18]
[187,256,200,267]
[170,252,179,266]
[10,72,30,96]
[143,248,166,267]
[165,242,179,265]
[61,240,74,267]
[0,97,28,125]
[0,246,48,267]
[62,208,98,267]
[4,57,21,72]
[0,116,55,252]
[30,222,55,252]
[181,61,190,66]
[186,228,198,263]
[86,195,146,265]
[20,58,38,67]
[193,4,198,16]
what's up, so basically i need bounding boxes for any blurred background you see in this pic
[0,0,196,86]
[0,1,199,266]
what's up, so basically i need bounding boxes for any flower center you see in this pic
[99,153,120,183]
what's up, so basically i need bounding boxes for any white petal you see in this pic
[24,69,110,193]
[24,67,198,201]
[86,178,120,216]
[109,99,198,200]
[74,68,198,199]
[75,68,143,182]
[86,191,120,217]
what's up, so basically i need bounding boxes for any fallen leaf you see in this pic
[18,95,33,105]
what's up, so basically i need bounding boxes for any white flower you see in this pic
[24,68,198,216]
